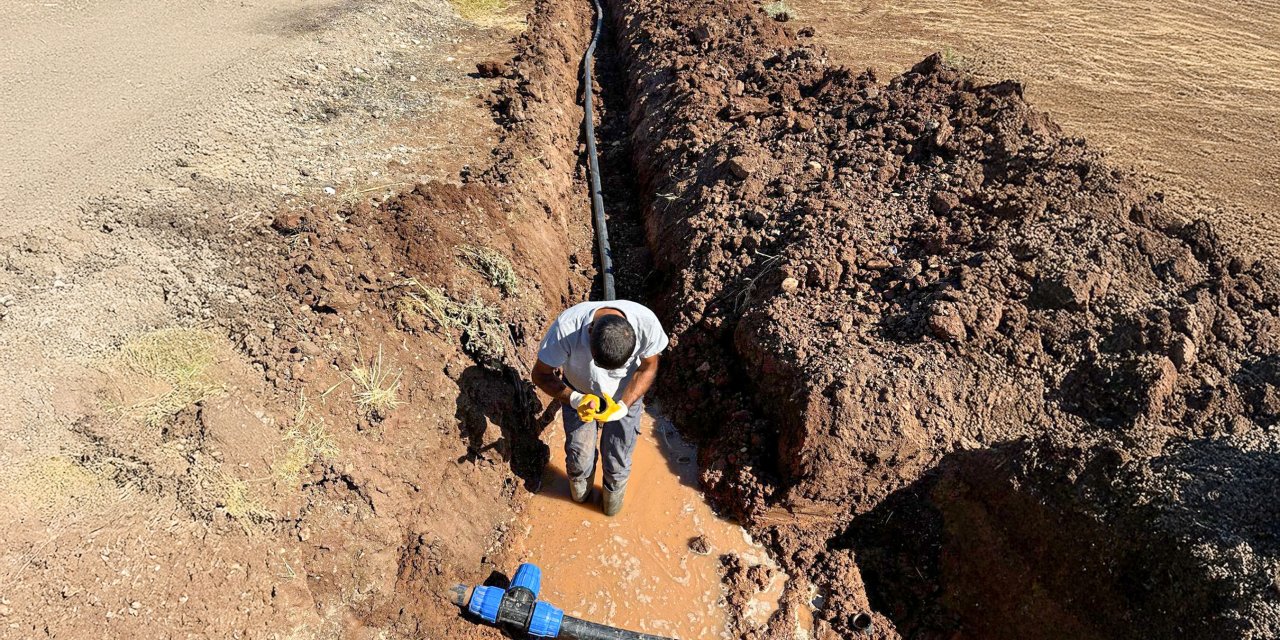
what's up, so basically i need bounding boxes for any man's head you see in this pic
[590,313,636,370]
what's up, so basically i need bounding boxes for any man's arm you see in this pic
[620,354,659,408]
[532,359,602,414]
[531,359,572,403]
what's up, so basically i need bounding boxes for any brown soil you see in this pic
[8,0,1279,637]
[603,0,1280,638]
[786,0,1280,261]
[1,0,598,636]
[219,1,603,635]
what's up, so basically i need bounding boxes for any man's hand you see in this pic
[570,391,602,421]
[595,393,628,422]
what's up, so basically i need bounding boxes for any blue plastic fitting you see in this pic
[511,563,543,597]
[527,601,565,638]
[467,585,504,623]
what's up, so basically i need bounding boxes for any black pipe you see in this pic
[582,0,616,301]
[560,615,672,640]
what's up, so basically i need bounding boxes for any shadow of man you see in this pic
[454,363,557,492]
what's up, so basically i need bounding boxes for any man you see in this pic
[531,300,668,516]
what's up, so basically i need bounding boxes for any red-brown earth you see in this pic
[603,0,1280,638]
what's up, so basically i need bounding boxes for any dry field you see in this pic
[787,0,1280,257]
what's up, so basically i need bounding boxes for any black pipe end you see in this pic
[852,612,874,633]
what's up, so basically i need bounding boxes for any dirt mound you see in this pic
[604,0,1280,637]
[241,0,603,633]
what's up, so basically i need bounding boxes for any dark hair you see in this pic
[590,314,636,370]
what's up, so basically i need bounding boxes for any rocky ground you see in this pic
[604,0,1280,637]
[0,0,570,636]
[4,0,1277,637]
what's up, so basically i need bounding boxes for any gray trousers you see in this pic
[562,399,643,492]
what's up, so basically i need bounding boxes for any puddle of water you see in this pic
[510,407,784,639]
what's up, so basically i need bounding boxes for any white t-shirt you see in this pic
[536,300,669,400]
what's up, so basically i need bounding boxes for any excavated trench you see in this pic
[278,0,1280,637]
[590,0,1280,638]
[508,5,790,638]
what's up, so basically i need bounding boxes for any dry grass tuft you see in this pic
[449,0,523,28]
[119,328,224,427]
[274,394,339,484]
[350,346,404,419]
[397,279,455,329]
[762,1,794,19]
[397,279,507,365]
[457,245,520,296]
[218,472,275,529]
[1,457,106,514]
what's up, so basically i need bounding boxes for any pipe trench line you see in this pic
[583,0,616,302]
[454,4,677,640]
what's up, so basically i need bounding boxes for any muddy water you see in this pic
[511,407,783,639]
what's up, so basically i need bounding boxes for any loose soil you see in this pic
[0,0,589,636]
[7,0,1279,638]
[786,0,1280,260]
[603,0,1280,638]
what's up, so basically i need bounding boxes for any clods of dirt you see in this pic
[689,534,712,555]
[476,59,509,78]
[604,0,1280,638]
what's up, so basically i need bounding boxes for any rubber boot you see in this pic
[602,485,625,516]
[569,478,590,503]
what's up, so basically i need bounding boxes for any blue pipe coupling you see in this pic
[452,562,671,639]
[454,563,564,637]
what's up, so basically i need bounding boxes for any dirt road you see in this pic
[787,0,1280,258]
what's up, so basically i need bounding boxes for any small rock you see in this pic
[928,309,967,342]
[780,277,800,293]
[323,186,337,196]
[930,191,961,214]
[899,260,923,279]
[271,212,305,235]
[475,60,507,78]
[688,535,711,555]
[726,155,756,180]
[1171,335,1197,370]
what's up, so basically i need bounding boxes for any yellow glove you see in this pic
[594,393,629,423]
[570,391,601,422]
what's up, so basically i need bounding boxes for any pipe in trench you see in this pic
[454,3,665,638]
[582,0,616,302]
[452,564,674,640]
